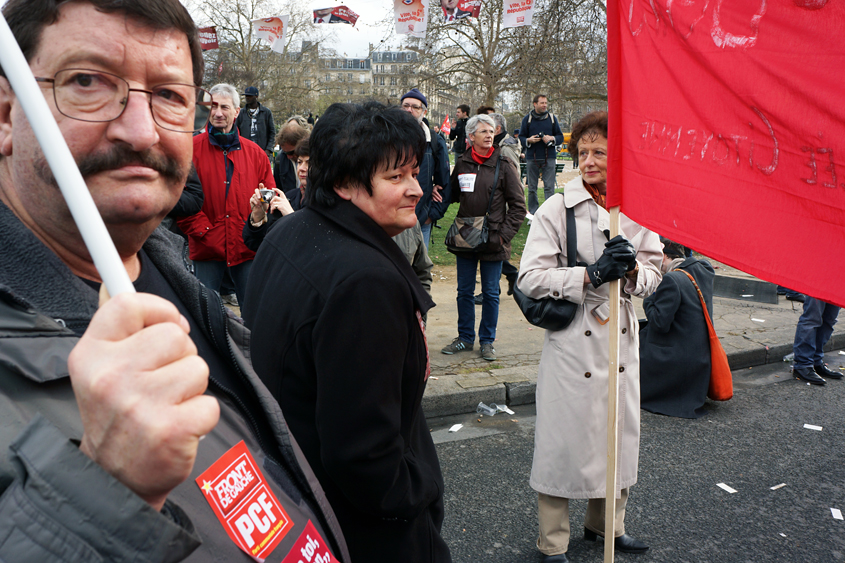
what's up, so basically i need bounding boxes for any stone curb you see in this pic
[422,334,845,419]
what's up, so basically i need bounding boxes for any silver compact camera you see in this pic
[259,188,275,203]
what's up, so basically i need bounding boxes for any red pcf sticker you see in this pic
[281,520,339,563]
[196,441,294,559]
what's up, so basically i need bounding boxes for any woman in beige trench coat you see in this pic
[517,111,662,563]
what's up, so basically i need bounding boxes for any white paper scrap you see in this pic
[832,508,843,520]
[430,376,438,380]
[839,350,845,355]
[741,294,753,297]
[448,424,463,433]
[495,404,516,415]
[752,318,765,323]
[804,424,823,431]
[717,483,737,494]
[770,483,787,490]
[779,533,786,537]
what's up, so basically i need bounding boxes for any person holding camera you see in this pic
[178,83,275,310]
[519,95,564,214]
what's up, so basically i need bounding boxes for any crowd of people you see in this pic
[0,1,837,562]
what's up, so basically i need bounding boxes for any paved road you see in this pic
[430,353,845,562]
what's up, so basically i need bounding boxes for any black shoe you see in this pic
[794,366,826,385]
[815,364,843,380]
[584,529,649,554]
[786,294,805,303]
[542,555,569,563]
[474,294,483,305]
[506,272,518,296]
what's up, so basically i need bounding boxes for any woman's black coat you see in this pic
[639,257,715,418]
[243,200,451,562]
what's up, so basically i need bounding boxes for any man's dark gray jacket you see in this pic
[0,203,349,562]
[236,103,276,153]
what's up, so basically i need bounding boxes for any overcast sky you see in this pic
[0,0,405,58]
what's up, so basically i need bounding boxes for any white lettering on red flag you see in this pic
[607,0,845,306]
[198,26,218,51]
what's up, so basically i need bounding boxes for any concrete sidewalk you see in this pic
[422,265,845,418]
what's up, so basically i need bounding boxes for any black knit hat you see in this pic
[400,88,427,108]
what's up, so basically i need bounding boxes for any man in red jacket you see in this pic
[178,83,274,309]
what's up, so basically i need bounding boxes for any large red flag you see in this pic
[441,115,451,135]
[608,0,845,307]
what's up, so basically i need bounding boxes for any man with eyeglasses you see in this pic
[0,1,348,561]
[400,88,449,247]
[177,83,275,311]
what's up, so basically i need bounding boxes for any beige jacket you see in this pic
[518,177,662,498]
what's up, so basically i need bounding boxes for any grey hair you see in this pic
[466,114,496,140]
[287,115,313,131]
[490,113,507,134]
[209,84,240,108]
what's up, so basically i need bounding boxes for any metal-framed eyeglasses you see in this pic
[401,102,424,112]
[34,69,213,134]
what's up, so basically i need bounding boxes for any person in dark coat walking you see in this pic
[235,86,275,157]
[243,102,451,563]
[640,239,716,418]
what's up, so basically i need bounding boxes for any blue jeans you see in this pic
[456,255,502,344]
[526,157,556,214]
[793,296,840,368]
[421,221,432,249]
[194,260,253,310]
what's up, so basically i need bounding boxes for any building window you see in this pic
[325,74,331,81]
[391,65,397,73]
[390,77,397,86]
[380,76,385,86]
[305,80,311,88]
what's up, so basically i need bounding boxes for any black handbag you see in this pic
[444,157,501,253]
[512,205,579,331]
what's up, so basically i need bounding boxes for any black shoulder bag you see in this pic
[512,205,578,331]
[444,157,502,252]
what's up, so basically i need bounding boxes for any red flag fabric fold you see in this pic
[608,0,845,306]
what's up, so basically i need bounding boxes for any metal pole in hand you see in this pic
[604,205,621,563]
[0,13,135,296]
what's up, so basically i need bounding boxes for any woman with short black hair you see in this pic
[244,102,452,563]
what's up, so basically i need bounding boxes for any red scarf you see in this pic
[583,181,607,209]
[471,145,494,165]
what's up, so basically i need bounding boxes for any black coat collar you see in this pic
[309,200,435,315]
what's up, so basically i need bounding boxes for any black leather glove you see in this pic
[585,252,629,288]
[604,235,637,271]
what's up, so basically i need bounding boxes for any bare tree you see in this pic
[190,0,333,117]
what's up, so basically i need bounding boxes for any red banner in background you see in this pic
[198,26,218,50]
[441,115,451,135]
[608,0,845,307]
[313,5,360,25]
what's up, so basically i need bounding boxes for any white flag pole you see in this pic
[0,13,135,296]
[604,206,621,563]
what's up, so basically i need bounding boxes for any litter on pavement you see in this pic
[448,424,463,433]
[832,508,843,520]
[492,403,515,415]
[804,424,823,431]
[770,483,787,490]
[751,318,765,323]
[717,483,738,494]
[476,402,497,416]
